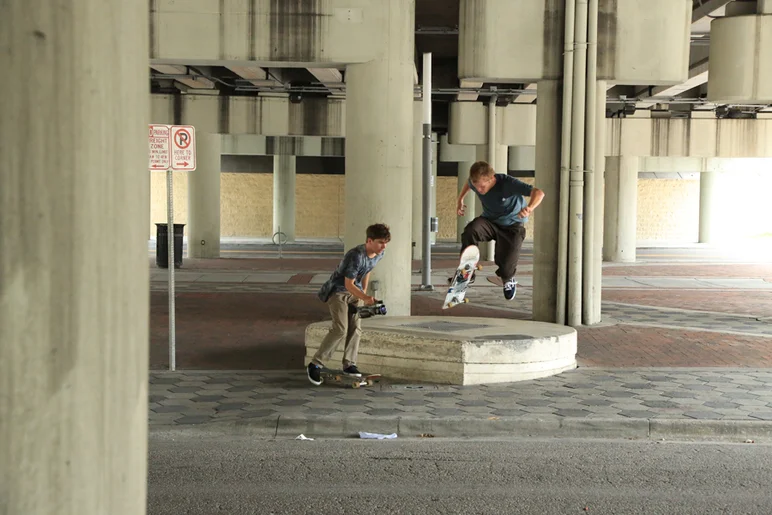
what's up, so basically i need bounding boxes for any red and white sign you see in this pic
[171,125,197,171]
[148,124,171,170]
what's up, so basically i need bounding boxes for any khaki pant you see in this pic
[312,292,361,368]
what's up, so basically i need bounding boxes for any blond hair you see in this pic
[469,161,495,182]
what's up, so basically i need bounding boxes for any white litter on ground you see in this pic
[359,432,398,440]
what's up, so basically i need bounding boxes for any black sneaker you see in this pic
[343,364,362,377]
[307,362,322,385]
[503,277,517,300]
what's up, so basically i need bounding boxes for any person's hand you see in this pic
[518,206,533,218]
[363,296,377,306]
[456,201,466,216]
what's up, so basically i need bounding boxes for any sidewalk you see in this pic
[149,368,772,441]
[148,251,772,440]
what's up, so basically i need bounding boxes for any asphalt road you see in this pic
[148,433,772,514]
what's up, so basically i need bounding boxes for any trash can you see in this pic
[155,223,185,268]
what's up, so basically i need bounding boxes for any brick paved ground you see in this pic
[603,289,772,318]
[150,257,772,371]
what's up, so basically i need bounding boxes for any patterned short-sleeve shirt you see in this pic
[317,244,384,302]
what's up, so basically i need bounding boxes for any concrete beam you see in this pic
[151,64,214,89]
[226,65,279,87]
[457,79,481,102]
[307,67,345,94]
[692,0,731,23]
[514,83,537,104]
[636,58,710,107]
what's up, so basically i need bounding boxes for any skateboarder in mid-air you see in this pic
[307,223,390,385]
[456,161,545,300]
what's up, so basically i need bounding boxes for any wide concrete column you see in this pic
[344,0,414,315]
[272,154,296,243]
[1,1,148,513]
[187,133,222,258]
[603,156,639,263]
[533,81,563,323]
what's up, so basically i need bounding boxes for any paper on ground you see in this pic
[359,432,398,440]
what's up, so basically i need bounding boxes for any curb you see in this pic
[150,415,772,442]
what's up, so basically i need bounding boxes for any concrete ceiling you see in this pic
[151,0,763,123]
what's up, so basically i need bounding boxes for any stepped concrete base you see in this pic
[305,316,577,385]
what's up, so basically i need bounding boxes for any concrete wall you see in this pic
[150,173,772,245]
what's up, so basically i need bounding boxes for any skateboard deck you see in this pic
[443,244,482,309]
[319,368,382,389]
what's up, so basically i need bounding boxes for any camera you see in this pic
[357,300,387,318]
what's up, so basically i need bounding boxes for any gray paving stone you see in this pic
[703,401,741,409]
[621,383,654,390]
[431,408,464,416]
[544,390,577,398]
[152,378,179,385]
[193,395,226,403]
[152,405,189,413]
[175,416,213,424]
[149,395,166,403]
[579,398,615,407]
[169,387,201,393]
[306,408,341,416]
[458,400,490,407]
[226,385,257,393]
[641,401,681,409]
[515,399,553,407]
[398,399,428,406]
[749,412,772,421]
[660,391,699,399]
[275,399,309,406]
[599,390,638,398]
[216,403,249,411]
[368,409,404,417]
[335,399,369,406]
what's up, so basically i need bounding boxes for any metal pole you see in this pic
[166,167,176,371]
[420,52,434,290]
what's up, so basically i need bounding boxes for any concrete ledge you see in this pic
[151,415,772,442]
[305,316,577,385]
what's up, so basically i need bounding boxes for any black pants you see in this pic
[461,217,526,281]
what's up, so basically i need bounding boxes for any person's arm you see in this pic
[361,272,371,296]
[456,182,471,215]
[344,277,376,305]
[517,187,545,218]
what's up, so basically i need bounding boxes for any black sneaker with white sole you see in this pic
[503,278,517,300]
[343,364,362,377]
[307,362,322,385]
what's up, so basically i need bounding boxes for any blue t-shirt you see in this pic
[317,244,384,302]
[469,174,534,226]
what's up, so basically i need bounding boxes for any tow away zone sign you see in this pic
[148,124,197,171]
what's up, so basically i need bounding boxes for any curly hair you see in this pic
[366,223,391,242]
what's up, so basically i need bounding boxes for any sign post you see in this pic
[149,124,196,372]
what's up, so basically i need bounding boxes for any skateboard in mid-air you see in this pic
[319,368,382,389]
[443,244,482,309]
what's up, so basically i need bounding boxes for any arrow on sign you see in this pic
[176,162,189,167]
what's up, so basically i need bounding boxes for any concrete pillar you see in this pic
[272,154,296,243]
[1,1,148,512]
[457,161,475,241]
[412,101,423,259]
[589,80,607,324]
[344,0,414,316]
[603,156,639,263]
[187,133,222,258]
[431,133,438,245]
[533,81,562,322]
[509,146,536,172]
[699,167,719,244]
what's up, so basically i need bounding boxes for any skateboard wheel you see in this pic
[463,298,469,303]
[476,264,483,270]
[447,302,455,308]
[352,382,361,389]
